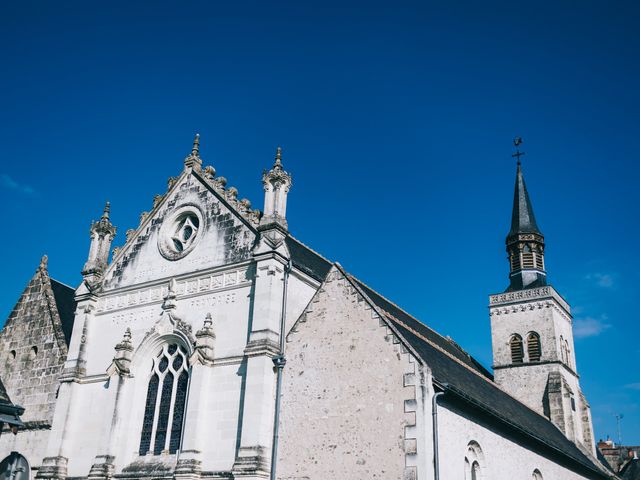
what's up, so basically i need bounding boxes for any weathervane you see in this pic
[512,136,525,164]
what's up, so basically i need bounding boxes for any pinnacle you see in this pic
[274,146,283,168]
[192,133,200,156]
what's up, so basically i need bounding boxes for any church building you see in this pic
[0,136,615,479]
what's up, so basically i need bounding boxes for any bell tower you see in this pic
[489,139,596,454]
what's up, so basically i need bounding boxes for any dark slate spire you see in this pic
[505,139,547,292]
[508,161,542,237]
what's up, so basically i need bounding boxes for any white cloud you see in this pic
[0,174,36,195]
[586,273,615,288]
[574,315,611,339]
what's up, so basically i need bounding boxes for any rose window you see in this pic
[158,205,205,260]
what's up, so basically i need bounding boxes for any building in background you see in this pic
[0,137,615,479]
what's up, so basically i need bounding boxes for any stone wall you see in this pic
[438,399,599,480]
[277,268,421,479]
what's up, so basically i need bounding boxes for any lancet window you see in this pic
[510,334,524,363]
[139,343,189,456]
[527,332,541,362]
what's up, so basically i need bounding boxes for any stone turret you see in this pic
[260,147,292,230]
[82,202,117,282]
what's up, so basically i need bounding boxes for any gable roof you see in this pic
[2,257,77,350]
[282,239,609,479]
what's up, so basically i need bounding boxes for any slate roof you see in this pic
[285,238,609,479]
[621,459,640,480]
[508,162,542,237]
[50,279,77,345]
[286,236,333,282]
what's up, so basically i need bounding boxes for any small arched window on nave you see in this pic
[139,343,189,456]
[464,441,484,480]
[532,468,543,479]
[510,334,524,363]
[527,332,541,362]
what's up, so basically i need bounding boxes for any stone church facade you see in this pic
[0,136,615,479]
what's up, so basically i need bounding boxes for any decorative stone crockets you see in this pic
[106,328,134,377]
[260,146,292,229]
[82,202,117,282]
[189,313,216,366]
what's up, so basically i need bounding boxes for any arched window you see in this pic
[532,468,543,479]
[471,461,480,480]
[139,343,189,456]
[464,441,484,480]
[565,340,571,368]
[510,334,524,363]
[527,332,541,362]
[559,335,566,363]
[522,244,535,269]
[0,452,30,480]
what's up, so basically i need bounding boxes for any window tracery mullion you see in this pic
[149,352,167,450]
[163,365,180,452]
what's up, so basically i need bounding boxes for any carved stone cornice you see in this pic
[489,285,570,315]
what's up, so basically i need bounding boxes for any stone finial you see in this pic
[184,133,203,170]
[102,201,111,220]
[108,328,134,376]
[39,254,48,271]
[162,279,178,311]
[192,313,216,365]
[260,146,292,230]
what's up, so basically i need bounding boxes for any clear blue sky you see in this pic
[1,1,638,444]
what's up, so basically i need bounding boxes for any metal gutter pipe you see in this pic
[270,258,292,480]
[432,390,445,480]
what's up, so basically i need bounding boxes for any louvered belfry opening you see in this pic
[527,332,541,362]
[139,343,189,456]
[510,334,524,363]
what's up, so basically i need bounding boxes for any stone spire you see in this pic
[82,201,117,281]
[184,133,203,171]
[505,143,546,292]
[260,146,292,230]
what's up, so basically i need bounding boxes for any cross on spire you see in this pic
[512,136,525,164]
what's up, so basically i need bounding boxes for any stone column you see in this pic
[232,250,287,479]
[176,315,217,480]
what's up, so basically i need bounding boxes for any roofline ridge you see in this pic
[332,263,427,367]
[348,274,454,347]
[37,263,70,355]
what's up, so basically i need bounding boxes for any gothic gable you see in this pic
[0,257,75,424]
[102,170,259,290]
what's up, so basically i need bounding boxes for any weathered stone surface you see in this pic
[0,260,74,466]
[277,268,419,479]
